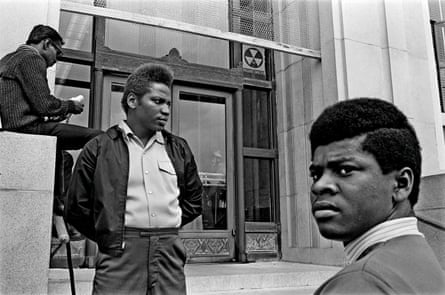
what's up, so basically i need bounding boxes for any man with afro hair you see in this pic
[309,98,445,294]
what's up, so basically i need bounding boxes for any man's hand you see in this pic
[44,114,68,122]
[71,100,84,114]
[70,95,85,115]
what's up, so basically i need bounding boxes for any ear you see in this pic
[42,39,51,50]
[392,167,414,203]
[126,92,138,110]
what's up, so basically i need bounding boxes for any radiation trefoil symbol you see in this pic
[244,47,264,68]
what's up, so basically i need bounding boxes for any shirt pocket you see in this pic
[158,160,176,175]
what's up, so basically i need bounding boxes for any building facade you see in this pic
[1,0,444,267]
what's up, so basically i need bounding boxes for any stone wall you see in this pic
[275,0,445,265]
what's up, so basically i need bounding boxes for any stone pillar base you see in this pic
[0,131,56,294]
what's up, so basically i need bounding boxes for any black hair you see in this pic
[25,24,64,45]
[121,63,174,114]
[309,98,422,206]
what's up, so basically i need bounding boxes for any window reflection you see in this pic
[107,83,127,129]
[243,88,271,148]
[179,93,227,230]
[55,62,91,127]
[104,0,229,68]
[56,62,90,82]
[59,11,93,52]
[244,158,274,222]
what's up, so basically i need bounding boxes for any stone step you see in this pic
[48,261,340,295]
[193,286,317,295]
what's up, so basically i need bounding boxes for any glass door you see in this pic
[172,86,235,262]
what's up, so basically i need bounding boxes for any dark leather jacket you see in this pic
[65,125,203,256]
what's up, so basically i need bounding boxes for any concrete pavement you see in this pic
[49,261,340,295]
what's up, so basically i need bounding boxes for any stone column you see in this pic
[0,132,56,294]
[416,173,445,269]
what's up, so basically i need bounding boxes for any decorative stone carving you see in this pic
[246,233,277,252]
[183,238,229,256]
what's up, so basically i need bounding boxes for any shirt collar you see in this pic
[118,120,164,145]
[344,217,423,265]
[18,44,40,55]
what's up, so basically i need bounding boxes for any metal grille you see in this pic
[93,0,106,8]
[231,0,274,40]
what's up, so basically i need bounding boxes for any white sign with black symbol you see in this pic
[242,45,265,74]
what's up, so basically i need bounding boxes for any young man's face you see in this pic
[132,82,171,132]
[309,135,397,244]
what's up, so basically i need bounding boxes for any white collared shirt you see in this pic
[119,121,181,228]
[344,217,424,265]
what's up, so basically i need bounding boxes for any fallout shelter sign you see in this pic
[242,45,265,75]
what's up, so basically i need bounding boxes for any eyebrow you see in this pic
[309,156,356,170]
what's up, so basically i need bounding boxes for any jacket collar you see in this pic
[118,120,165,145]
[107,124,173,144]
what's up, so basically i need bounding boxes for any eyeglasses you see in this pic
[49,40,63,58]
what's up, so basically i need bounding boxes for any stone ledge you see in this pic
[0,131,56,191]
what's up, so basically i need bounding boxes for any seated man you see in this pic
[0,24,102,215]
[309,98,445,294]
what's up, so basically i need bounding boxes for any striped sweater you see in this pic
[0,45,76,130]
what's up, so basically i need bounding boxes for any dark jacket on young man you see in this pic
[0,45,77,130]
[65,125,203,257]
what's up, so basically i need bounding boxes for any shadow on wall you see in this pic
[415,173,445,269]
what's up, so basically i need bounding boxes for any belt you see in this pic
[124,227,179,238]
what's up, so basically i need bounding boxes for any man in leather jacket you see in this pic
[65,63,203,295]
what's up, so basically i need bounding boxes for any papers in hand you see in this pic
[64,95,85,123]
[70,95,85,106]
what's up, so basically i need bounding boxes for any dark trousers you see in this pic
[19,122,103,214]
[93,228,187,295]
